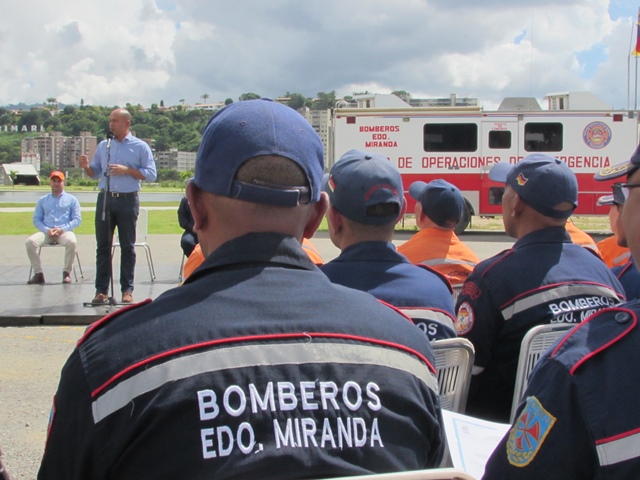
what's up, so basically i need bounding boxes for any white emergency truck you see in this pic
[330,94,639,232]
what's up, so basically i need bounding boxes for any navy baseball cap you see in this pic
[193,99,324,207]
[489,153,578,219]
[595,143,640,181]
[409,179,465,228]
[323,149,404,225]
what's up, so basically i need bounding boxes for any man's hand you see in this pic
[47,228,62,238]
[78,155,89,169]
[108,164,130,176]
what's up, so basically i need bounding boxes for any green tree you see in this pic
[239,92,261,101]
[201,93,210,104]
[313,91,337,110]
[225,98,233,105]
[286,92,306,110]
[8,169,18,189]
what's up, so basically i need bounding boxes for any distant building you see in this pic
[544,92,612,110]
[191,102,224,112]
[21,131,97,169]
[1,163,40,186]
[301,108,331,163]
[410,94,479,108]
[155,149,197,171]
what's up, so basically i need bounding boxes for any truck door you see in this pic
[479,119,519,216]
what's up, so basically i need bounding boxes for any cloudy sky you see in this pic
[1,0,638,110]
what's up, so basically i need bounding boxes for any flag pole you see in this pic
[635,8,640,110]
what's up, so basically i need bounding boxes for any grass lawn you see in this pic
[0,185,611,235]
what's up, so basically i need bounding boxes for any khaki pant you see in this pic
[25,231,78,274]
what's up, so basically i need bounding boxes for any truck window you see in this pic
[424,123,478,152]
[489,131,511,149]
[489,187,505,205]
[524,122,563,152]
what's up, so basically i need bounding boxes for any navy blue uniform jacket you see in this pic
[484,299,640,479]
[39,233,444,480]
[321,241,456,341]
[455,227,624,422]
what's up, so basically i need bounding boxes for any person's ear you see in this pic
[186,182,207,234]
[395,198,407,225]
[303,192,329,239]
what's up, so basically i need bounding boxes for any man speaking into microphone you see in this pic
[79,108,157,305]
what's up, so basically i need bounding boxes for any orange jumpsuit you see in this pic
[597,234,631,268]
[182,238,323,281]
[397,227,479,286]
[565,222,602,258]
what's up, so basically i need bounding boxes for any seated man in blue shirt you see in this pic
[320,149,456,341]
[25,170,81,284]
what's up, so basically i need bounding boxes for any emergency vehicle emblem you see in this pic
[507,396,556,467]
[455,302,474,335]
[583,122,611,150]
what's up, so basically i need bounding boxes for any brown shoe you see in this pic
[122,292,134,303]
[27,272,45,285]
[91,293,109,305]
[62,271,72,284]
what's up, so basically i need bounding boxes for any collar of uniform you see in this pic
[184,232,316,283]
[513,226,572,250]
[328,241,406,264]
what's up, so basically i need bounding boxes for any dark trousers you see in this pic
[180,231,198,258]
[95,192,139,294]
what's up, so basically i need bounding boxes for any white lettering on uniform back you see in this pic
[278,382,298,411]
[198,389,219,420]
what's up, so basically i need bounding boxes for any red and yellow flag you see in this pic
[634,8,640,56]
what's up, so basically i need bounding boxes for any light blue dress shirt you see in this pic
[89,133,157,192]
[33,191,82,232]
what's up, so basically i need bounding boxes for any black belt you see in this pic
[100,190,138,198]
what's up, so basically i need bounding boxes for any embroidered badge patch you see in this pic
[507,396,556,467]
[516,173,528,186]
[461,282,481,300]
[455,302,474,335]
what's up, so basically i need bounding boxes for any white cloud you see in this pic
[0,0,637,109]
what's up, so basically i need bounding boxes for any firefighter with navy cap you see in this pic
[454,153,624,423]
[483,144,640,478]
[39,100,444,479]
[320,150,457,341]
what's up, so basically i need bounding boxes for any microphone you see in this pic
[106,132,115,149]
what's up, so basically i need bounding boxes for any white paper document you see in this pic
[441,409,511,479]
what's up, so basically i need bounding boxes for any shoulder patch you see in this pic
[455,302,474,335]
[460,282,481,300]
[507,396,556,467]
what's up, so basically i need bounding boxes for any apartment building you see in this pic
[21,131,97,169]
[155,148,197,171]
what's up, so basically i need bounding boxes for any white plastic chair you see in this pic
[27,242,83,282]
[451,284,463,304]
[111,207,156,281]
[432,338,475,414]
[509,323,573,422]
[326,467,477,479]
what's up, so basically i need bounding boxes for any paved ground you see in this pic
[0,231,523,326]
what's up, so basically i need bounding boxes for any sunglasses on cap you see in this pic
[612,182,640,205]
